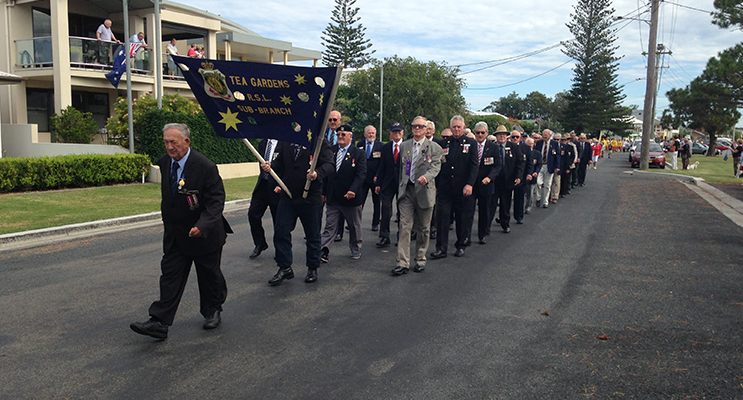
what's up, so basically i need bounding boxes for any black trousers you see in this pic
[378,185,397,240]
[494,178,513,229]
[149,246,227,326]
[513,183,527,223]
[247,179,280,247]
[360,181,381,227]
[560,170,572,195]
[473,191,492,240]
[577,163,588,184]
[436,191,474,251]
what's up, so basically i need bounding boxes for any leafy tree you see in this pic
[339,56,466,141]
[321,0,375,68]
[702,43,743,108]
[50,106,98,144]
[561,0,630,136]
[524,91,552,120]
[712,0,743,29]
[667,77,740,155]
[483,92,526,119]
[660,109,677,131]
[105,93,201,153]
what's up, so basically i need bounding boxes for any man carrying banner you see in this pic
[247,138,280,259]
[266,138,334,285]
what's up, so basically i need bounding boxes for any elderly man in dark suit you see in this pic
[535,130,561,208]
[469,121,501,244]
[392,116,443,275]
[357,125,383,231]
[525,137,542,214]
[491,126,525,233]
[321,124,366,262]
[247,138,280,259]
[266,136,334,285]
[513,131,534,225]
[575,134,592,186]
[130,123,232,340]
[374,123,404,248]
[431,115,479,259]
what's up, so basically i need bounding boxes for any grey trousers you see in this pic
[397,183,434,268]
[536,168,553,207]
[321,203,363,254]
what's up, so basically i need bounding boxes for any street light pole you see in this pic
[640,0,660,170]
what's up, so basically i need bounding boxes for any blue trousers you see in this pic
[273,199,323,270]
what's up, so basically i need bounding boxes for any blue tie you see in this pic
[366,142,371,159]
[170,162,179,197]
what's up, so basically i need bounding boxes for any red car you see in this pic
[631,143,666,168]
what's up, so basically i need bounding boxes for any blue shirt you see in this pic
[170,148,191,182]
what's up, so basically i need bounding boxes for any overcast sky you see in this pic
[177,0,741,121]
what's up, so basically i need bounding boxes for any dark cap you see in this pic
[338,124,353,132]
[521,132,528,138]
[390,122,403,132]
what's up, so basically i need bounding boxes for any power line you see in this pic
[466,60,572,90]
[668,53,696,80]
[663,1,713,14]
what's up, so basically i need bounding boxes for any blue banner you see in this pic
[173,55,338,149]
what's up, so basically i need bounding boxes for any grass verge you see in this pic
[659,154,742,184]
[0,176,257,235]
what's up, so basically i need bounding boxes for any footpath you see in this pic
[2,169,743,253]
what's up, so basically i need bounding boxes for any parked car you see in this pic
[628,139,649,162]
[631,143,666,168]
[692,142,708,155]
[715,138,732,154]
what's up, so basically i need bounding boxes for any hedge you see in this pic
[0,153,151,193]
[140,109,258,164]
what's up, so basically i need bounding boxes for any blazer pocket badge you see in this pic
[484,157,494,165]
[463,144,470,153]
[185,190,200,210]
[373,151,381,158]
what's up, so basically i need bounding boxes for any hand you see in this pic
[375,186,380,195]
[306,170,317,181]
[417,175,428,185]
[526,175,532,181]
[344,191,356,199]
[463,184,473,197]
[514,178,521,186]
[481,177,491,185]
[261,162,271,172]
[555,168,560,174]
[322,195,327,203]
[373,176,377,184]
[274,186,281,193]
[188,227,202,238]
[532,172,538,179]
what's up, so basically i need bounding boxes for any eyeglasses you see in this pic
[329,118,338,122]
[510,136,520,139]
[411,124,427,130]
[475,131,487,135]
[337,132,352,137]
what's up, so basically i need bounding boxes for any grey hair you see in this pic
[137,32,144,36]
[364,125,376,133]
[474,121,488,132]
[412,115,427,124]
[450,115,465,127]
[163,123,190,138]
[427,120,436,129]
[526,138,534,146]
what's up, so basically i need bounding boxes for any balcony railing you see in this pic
[15,36,153,75]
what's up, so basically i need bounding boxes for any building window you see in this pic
[27,89,53,133]
[72,91,109,129]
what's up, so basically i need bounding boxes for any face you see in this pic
[510,133,521,145]
[389,129,403,143]
[426,124,435,139]
[474,126,488,143]
[571,133,577,140]
[542,131,551,141]
[527,139,534,149]
[105,20,112,28]
[364,127,377,142]
[328,111,341,131]
[412,118,428,141]
[579,136,586,142]
[450,119,465,138]
[163,128,190,161]
[138,33,145,41]
[337,130,353,147]
[496,133,507,145]
[171,39,176,45]
[441,129,452,138]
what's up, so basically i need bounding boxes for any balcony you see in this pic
[15,36,154,75]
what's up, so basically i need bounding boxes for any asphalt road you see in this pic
[2,155,742,399]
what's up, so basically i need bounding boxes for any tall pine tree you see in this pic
[321,0,375,68]
[561,0,630,136]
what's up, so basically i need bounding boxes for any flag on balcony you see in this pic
[172,55,340,150]
[105,43,141,89]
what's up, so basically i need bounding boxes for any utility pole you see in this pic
[640,0,660,170]
[650,43,671,140]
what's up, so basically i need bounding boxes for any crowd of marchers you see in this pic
[248,111,599,284]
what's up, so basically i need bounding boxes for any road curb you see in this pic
[0,199,252,252]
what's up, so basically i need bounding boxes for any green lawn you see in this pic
[661,153,741,184]
[0,176,257,235]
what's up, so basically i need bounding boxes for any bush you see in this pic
[0,154,151,193]
[139,109,258,164]
[50,106,98,143]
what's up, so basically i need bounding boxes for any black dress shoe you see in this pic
[430,231,437,240]
[410,231,417,240]
[249,243,269,259]
[413,264,425,273]
[495,218,500,224]
[391,266,409,276]
[130,318,168,339]
[449,223,454,230]
[305,268,318,283]
[203,310,221,330]
[371,225,379,231]
[485,228,491,236]
[454,248,465,257]
[503,227,511,233]
[516,220,523,224]
[462,238,472,247]
[268,267,294,286]
[430,250,447,259]
[334,233,343,242]
[376,237,391,247]
[478,238,486,244]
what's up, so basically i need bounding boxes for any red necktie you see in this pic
[393,143,399,163]
[478,143,484,163]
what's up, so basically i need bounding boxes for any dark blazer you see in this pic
[496,141,526,189]
[529,149,543,184]
[272,139,335,205]
[253,139,279,193]
[518,141,534,182]
[560,142,576,171]
[436,135,479,193]
[324,144,366,207]
[375,140,402,193]
[357,139,383,186]
[158,149,233,257]
[576,140,592,165]
[474,140,502,196]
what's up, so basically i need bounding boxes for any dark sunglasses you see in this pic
[329,118,339,122]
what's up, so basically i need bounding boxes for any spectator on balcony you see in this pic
[129,32,148,70]
[166,38,180,78]
[96,19,120,65]
[197,46,205,59]
[129,32,148,48]
[187,43,198,58]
